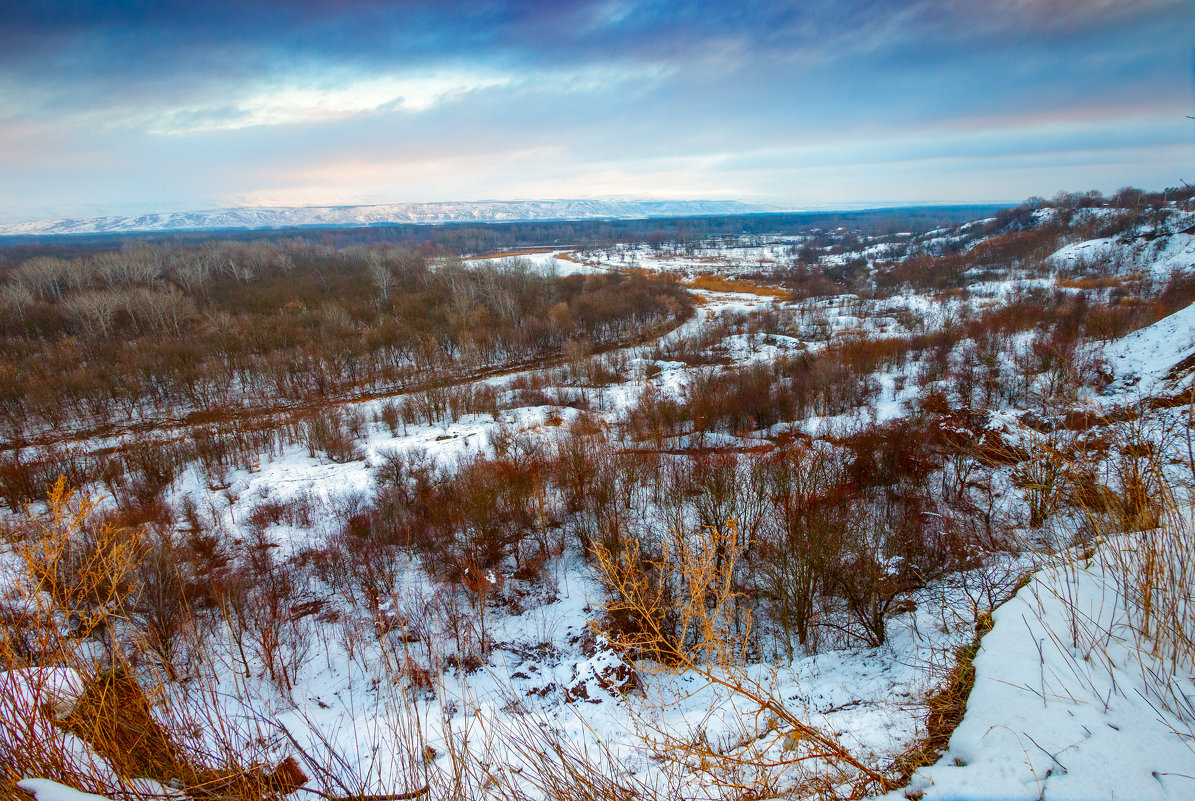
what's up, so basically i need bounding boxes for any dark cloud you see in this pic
[3,1,1173,83]
[2,1,1186,112]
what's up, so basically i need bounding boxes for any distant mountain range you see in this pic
[0,199,786,236]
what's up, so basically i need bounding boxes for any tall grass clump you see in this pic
[0,479,295,799]
[1031,399,1195,736]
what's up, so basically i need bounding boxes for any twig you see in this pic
[1023,732,1068,774]
[300,788,430,801]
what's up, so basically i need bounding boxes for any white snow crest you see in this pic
[17,779,114,801]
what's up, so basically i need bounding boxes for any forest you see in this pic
[0,246,690,444]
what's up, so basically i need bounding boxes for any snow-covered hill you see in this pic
[0,199,780,237]
[1103,299,1195,396]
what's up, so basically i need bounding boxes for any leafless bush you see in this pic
[594,523,896,798]
[302,408,365,463]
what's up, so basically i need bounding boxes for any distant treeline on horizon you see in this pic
[0,205,1012,262]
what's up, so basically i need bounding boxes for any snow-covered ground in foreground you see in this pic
[896,543,1195,801]
[7,566,985,801]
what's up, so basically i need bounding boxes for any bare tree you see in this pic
[367,252,393,303]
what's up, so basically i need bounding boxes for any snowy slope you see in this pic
[1103,301,1195,395]
[897,548,1195,801]
[0,199,779,237]
[1050,231,1195,279]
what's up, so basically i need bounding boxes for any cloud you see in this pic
[0,0,1189,220]
[143,71,514,134]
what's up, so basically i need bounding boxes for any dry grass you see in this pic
[681,274,792,299]
[0,481,284,800]
[888,618,991,787]
[0,479,662,801]
[1055,273,1145,290]
[1029,398,1195,735]
[1091,500,1195,681]
[613,266,658,279]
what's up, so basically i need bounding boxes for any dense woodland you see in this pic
[0,246,690,444]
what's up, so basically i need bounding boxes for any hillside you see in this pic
[0,200,781,237]
[2,187,1194,801]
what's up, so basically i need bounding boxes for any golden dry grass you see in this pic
[593,523,895,799]
[888,617,992,788]
[682,274,793,299]
[1055,272,1145,290]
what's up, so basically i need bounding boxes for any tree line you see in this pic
[0,242,690,444]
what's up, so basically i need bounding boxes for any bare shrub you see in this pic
[8,478,145,646]
[301,408,364,463]
[594,523,895,798]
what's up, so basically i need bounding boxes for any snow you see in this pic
[467,250,604,276]
[1149,233,1195,277]
[721,332,804,362]
[1103,300,1195,395]
[898,546,1195,801]
[17,780,114,801]
[1050,229,1195,280]
[579,238,804,277]
[1,667,88,721]
[0,200,785,237]
[1050,237,1119,269]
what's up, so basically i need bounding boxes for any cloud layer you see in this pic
[0,0,1191,221]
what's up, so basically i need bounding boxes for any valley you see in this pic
[3,191,1195,801]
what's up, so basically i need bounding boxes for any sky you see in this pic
[0,0,1192,222]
